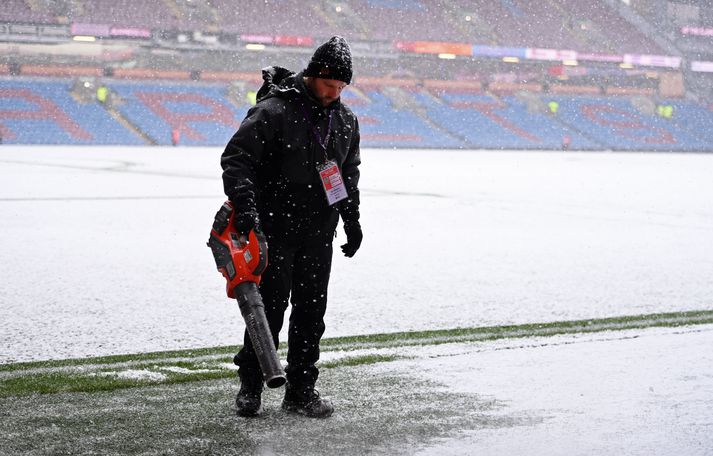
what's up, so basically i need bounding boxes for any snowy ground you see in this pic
[1,325,712,455]
[413,326,713,455]
[1,146,713,362]
[2,146,712,455]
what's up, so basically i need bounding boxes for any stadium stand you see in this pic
[447,0,580,50]
[550,0,664,54]
[0,78,143,145]
[0,0,686,57]
[443,0,664,54]
[413,91,600,150]
[208,0,329,36]
[0,0,56,25]
[1,0,712,150]
[348,87,463,148]
[667,100,713,144]
[108,81,245,146]
[349,0,466,42]
[543,95,710,151]
[77,0,178,29]
[3,75,712,150]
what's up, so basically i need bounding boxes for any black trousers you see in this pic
[234,236,333,388]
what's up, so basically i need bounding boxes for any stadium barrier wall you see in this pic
[111,68,192,80]
[20,65,104,77]
[549,85,602,95]
[605,86,657,96]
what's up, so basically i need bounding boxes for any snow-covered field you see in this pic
[412,326,713,455]
[1,146,712,363]
[2,146,713,455]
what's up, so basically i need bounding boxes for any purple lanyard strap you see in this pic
[302,106,335,158]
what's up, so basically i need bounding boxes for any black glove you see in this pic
[230,181,260,235]
[340,221,362,258]
[233,210,259,236]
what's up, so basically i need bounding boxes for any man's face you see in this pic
[306,77,347,107]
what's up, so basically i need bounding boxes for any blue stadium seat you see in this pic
[0,79,143,145]
[544,96,710,151]
[4,77,713,152]
[109,81,247,146]
[666,100,713,144]
[349,89,464,149]
[416,92,597,150]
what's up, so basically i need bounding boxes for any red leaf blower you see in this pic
[207,201,286,388]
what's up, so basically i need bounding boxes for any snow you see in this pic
[409,326,713,455]
[95,369,168,382]
[1,146,713,363]
[2,326,711,455]
[1,145,712,454]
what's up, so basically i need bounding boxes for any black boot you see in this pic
[282,383,334,418]
[236,367,264,417]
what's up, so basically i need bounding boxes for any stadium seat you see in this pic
[108,82,246,146]
[0,79,143,145]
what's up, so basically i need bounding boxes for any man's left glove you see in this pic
[340,221,362,258]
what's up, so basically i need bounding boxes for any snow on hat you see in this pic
[304,36,353,84]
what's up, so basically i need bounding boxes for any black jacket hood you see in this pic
[256,66,296,102]
[256,66,340,108]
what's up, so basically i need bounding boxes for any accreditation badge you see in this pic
[317,160,348,205]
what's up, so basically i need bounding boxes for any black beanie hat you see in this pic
[304,36,353,85]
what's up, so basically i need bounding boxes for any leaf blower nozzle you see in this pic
[207,201,286,388]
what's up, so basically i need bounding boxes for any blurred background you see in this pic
[1,0,712,150]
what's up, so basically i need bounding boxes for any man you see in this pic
[221,36,362,418]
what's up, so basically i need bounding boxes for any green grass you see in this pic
[0,346,241,373]
[320,309,713,350]
[320,354,403,369]
[1,309,711,398]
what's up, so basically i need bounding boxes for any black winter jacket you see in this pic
[221,67,361,243]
